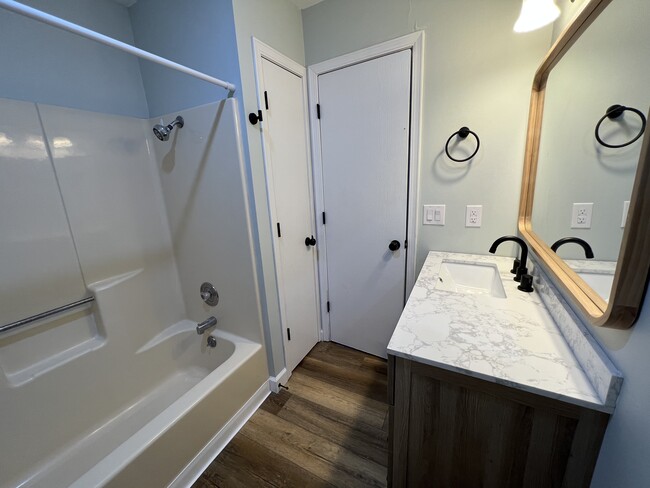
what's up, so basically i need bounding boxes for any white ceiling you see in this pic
[111,0,324,10]
[289,0,326,9]
[111,0,137,7]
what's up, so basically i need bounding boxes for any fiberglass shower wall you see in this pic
[148,99,266,343]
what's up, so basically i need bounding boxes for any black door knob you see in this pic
[248,110,263,125]
[305,235,316,247]
[389,240,401,251]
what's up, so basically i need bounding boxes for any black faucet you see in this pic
[551,237,594,259]
[489,236,533,292]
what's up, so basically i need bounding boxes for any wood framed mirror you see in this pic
[519,0,650,329]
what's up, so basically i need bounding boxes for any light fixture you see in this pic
[514,0,561,33]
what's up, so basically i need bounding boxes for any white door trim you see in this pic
[251,38,322,368]
[307,31,424,341]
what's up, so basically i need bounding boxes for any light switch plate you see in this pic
[622,200,630,228]
[571,203,593,229]
[465,205,482,227]
[424,204,445,225]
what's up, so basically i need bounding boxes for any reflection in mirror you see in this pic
[531,0,649,303]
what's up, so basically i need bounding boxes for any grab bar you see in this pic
[0,296,95,334]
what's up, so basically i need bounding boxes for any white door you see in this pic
[318,50,412,358]
[258,55,320,373]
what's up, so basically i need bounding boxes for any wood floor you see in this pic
[193,342,389,488]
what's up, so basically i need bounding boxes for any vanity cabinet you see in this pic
[388,355,610,488]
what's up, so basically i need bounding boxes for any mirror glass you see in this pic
[531,0,649,303]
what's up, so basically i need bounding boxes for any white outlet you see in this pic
[465,205,482,227]
[424,205,445,225]
[571,203,593,229]
[622,200,630,228]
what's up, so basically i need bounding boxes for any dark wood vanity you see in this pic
[387,355,610,488]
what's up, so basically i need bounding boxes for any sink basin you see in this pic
[577,272,614,302]
[435,260,506,298]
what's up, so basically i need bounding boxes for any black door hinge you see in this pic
[317,104,321,119]
[264,91,269,110]
[287,328,291,341]
[404,239,408,249]
[326,301,330,313]
[277,222,282,238]
[322,212,326,225]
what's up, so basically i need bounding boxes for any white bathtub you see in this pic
[0,321,268,488]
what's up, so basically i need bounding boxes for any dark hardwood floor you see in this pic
[193,342,389,488]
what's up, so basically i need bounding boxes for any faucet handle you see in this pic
[518,274,534,293]
[515,266,528,282]
[510,258,520,275]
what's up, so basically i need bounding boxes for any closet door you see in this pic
[318,49,412,358]
[259,56,320,373]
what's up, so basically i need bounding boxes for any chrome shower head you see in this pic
[153,115,184,141]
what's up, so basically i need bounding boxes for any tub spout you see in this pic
[196,316,217,335]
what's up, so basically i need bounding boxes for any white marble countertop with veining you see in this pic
[387,251,617,412]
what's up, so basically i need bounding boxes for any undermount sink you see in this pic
[577,271,614,303]
[435,260,507,298]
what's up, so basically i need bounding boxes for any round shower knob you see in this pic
[200,282,219,307]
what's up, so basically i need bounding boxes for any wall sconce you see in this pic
[514,0,561,33]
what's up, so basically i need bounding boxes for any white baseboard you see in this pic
[170,381,270,488]
[268,367,291,393]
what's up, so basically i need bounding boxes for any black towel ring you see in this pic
[445,126,480,162]
[595,104,646,149]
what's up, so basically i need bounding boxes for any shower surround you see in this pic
[0,96,269,487]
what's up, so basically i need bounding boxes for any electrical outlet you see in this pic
[571,203,593,229]
[424,205,445,225]
[622,200,630,228]
[465,205,482,227]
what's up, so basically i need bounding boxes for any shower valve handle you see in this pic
[200,282,219,307]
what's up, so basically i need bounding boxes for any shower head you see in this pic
[153,115,184,141]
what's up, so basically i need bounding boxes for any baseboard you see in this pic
[169,380,270,488]
[268,367,291,393]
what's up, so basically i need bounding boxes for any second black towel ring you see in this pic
[445,126,480,162]
[595,104,646,149]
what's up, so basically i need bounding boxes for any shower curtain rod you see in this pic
[0,0,237,96]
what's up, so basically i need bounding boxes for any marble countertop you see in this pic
[387,251,619,412]
[565,259,616,274]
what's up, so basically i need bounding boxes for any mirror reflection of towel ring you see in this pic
[595,104,646,149]
[445,126,480,162]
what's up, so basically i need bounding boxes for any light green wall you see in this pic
[232,0,306,376]
[302,0,552,271]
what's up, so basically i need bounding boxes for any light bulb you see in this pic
[514,0,561,33]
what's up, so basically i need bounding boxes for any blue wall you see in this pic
[129,0,243,118]
[0,0,149,118]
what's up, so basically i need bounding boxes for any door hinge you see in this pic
[326,301,330,313]
[322,211,326,225]
[404,239,408,249]
[276,222,282,238]
[316,103,321,119]
[287,328,291,341]
[264,90,269,110]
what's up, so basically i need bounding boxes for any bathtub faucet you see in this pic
[196,316,217,335]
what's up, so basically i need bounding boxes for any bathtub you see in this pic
[0,320,268,488]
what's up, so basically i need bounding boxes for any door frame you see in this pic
[251,38,322,377]
[307,32,425,341]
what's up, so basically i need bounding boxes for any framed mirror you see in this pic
[519,0,650,328]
